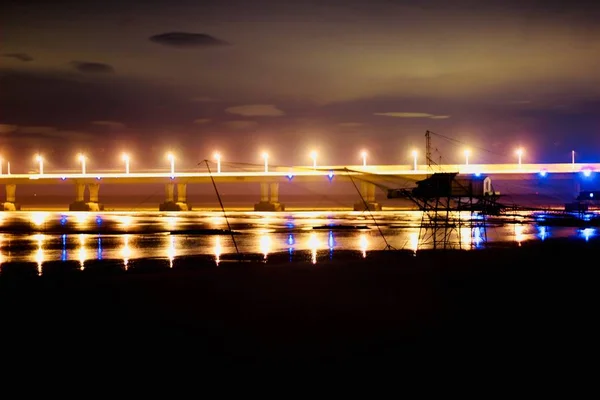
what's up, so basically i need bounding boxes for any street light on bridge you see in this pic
[122,153,130,174]
[35,154,44,175]
[411,150,418,171]
[360,150,367,167]
[516,148,524,167]
[78,153,86,175]
[167,152,175,176]
[0,158,9,175]
[464,149,471,166]
[262,152,269,173]
[310,150,317,170]
[214,152,221,173]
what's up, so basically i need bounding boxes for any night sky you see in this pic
[2,0,600,170]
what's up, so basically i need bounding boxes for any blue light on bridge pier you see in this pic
[581,168,594,178]
[539,169,548,177]
[327,171,334,181]
[96,216,103,226]
[61,176,67,181]
[60,215,68,226]
[474,172,481,177]
[287,234,295,246]
[287,173,293,180]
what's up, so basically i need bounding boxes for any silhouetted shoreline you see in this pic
[1,239,598,367]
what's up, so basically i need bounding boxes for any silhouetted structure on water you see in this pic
[388,172,502,249]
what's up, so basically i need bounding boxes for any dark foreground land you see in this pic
[1,240,599,370]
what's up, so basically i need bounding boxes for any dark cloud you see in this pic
[374,112,450,119]
[0,124,18,134]
[226,104,284,117]
[71,61,115,74]
[91,120,126,129]
[221,120,259,130]
[149,32,230,48]
[3,53,33,62]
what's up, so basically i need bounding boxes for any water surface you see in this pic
[0,211,597,272]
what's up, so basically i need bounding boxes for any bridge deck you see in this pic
[0,163,597,185]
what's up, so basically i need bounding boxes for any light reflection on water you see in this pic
[167,235,176,268]
[308,232,321,264]
[359,233,368,258]
[260,234,272,259]
[122,235,132,270]
[214,236,222,266]
[581,228,595,242]
[77,234,87,270]
[0,211,597,270]
[514,224,525,246]
[34,234,44,275]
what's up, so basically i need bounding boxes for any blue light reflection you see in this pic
[581,228,596,242]
[61,234,67,261]
[97,237,103,260]
[473,227,483,248]
[538,226,548,241]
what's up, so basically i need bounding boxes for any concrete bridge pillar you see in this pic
[574,177,581,199]
[175,183,190,211]
[353,181,382,211]
[165,183,174,203]
[176,183,187,203]
[254,182,285,211]
[70,182,102,211]
[159,182,191,211]
[75,183,85,202]
[260,183,269,202]
[88,183,100,203]
[269,183,279,203]
[3,184,20,211]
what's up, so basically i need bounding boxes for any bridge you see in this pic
[1,162,598,211]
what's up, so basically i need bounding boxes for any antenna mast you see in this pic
[425,130,432,169]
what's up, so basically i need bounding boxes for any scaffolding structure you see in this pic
[388,172,503,249]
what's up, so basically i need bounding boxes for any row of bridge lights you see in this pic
[0,147,582,176]
[25,150,367,175]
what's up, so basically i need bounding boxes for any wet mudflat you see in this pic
[1,238,598,370]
